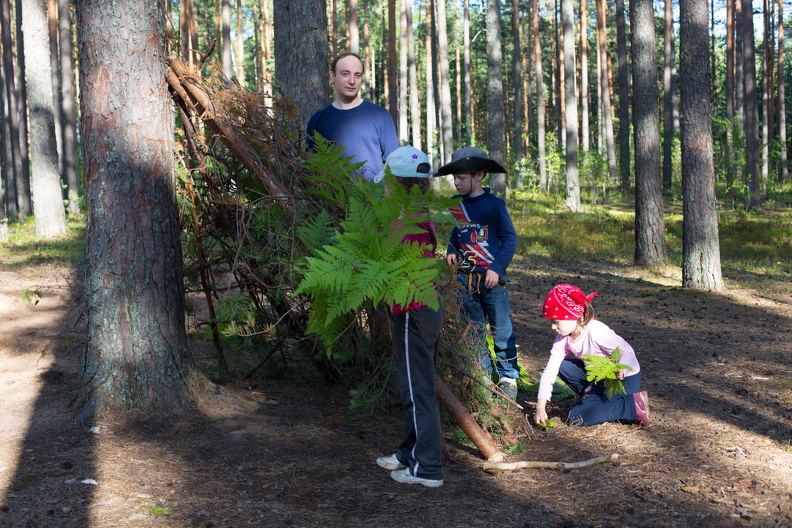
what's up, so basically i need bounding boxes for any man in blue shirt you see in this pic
[306,52,399,180]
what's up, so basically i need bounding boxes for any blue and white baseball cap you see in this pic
[373,146,433,183]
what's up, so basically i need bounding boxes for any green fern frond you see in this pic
[581,348,634,398]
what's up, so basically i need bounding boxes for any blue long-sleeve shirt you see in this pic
[447,188,517,278]
[305,100,399,180]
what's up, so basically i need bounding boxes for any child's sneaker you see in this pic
[498,378,518,400]
[376,454,406,470]
[633,391,650,426]
[390,468,443,487]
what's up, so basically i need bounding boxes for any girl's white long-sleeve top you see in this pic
[537,319,641,402]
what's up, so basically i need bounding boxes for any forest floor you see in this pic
[1,252,791,528]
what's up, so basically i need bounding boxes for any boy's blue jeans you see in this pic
[457,273,520,381]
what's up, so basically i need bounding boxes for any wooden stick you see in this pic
[435,376,505,462]
[483,453,618,472]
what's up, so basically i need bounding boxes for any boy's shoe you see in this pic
[633,391,650,426]
[498,378,518,400]
[376,454,406,470]
[390,468,443,488]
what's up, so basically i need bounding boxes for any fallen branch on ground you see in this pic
[482,453,618,472]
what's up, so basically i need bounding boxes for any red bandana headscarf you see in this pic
[542,284,599,320]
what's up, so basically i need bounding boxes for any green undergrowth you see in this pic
[0,216,85,270]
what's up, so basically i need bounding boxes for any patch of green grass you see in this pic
[147,505,172,515]
[0,216,85,270]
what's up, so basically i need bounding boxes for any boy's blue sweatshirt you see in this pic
[447,188,517,278]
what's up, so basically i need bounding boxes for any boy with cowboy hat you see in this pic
[436,147,521,399]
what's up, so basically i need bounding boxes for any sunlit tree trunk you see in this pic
[631,0,665,266]
[348,0,359,54]
[22,0,68,239]
[425,0,437,178]
[47,0,62,179]
[437,0,453,162]
[761,0,773,187]
[330,0,337,57]
[615,0,630,191]
[408,0,420,150]
[235,0,245,86]
[462,0,471,143]
[59,0,78,215]
[0,48,12,227]
[487,0,506,195]
[726,0,736,187]
[777,0,787,181]
[679,0,724,290]
[561,0,580,211]
[662,0,675,195]
[274,0,328,132]
[596,0,617,183]
[79,0,203,413]
[399,0,408,143]
[387,0,398,124]
[221,0,232,78]
[512,0,523,161]
[455,43,462,144]
[180,0,199,67]
[579,0,589,153]
[735,0,744,118]
[742,0,761,209]
[532,0,547,190]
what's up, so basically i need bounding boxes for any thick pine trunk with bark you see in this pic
[631,0,665,267]
[561,0,580,212]
[79,0,197,413]
[436,0,453,162]
[742,0,760,209]
[273,0,328,133]
[59,0,79,216]
[615,0,630,191]
[531,0,547,190]
[679,0,724,290]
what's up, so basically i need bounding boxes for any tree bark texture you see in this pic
[662,0,675,194]
[531,0,547,190]
[486,0,505,195]
[59,0,79,216]
[777,0,787,181]
[742,0,760,208]
[398,0,408,143]
[578,0,589,152]
[561,0,580,212]
[78,0,195,412]
[596,0,617,183]
[679,0,724,290]
[22,0,68,240]
[512,0,524,161]
[273,0,328,133]
[407,0,420,150]
[631,0,665,266]
[436,0,453,163]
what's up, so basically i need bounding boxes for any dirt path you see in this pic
[0,260,791,528]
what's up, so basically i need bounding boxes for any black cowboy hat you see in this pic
[434,147,507,176]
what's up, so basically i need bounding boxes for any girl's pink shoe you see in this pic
[633,391,650,426]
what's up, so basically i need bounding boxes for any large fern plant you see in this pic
[295,135,458,353]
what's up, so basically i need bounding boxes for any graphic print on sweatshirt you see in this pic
[450,203,494,272]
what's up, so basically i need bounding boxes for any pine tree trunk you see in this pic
[273,0,328,132]
[0,0,24,219]
[399,0,409,143]
[425,0,437,183]
[726,0,736,187]
[407,0,420,150]
[437,0,453,162]
[59,0,79,216]
[235,0,245,86]
[777,0,787,181]
[462,0,471,144]
[742,0,761,209]
[348,0,359,54]
[631,0,665,267]
[579,0,589,153]
[486,0,506,195]
[679,0,724,290]
[12,0,34,219]
[512,0,523,161]
[761,0,773,187]
[22,0,68,240]
[532,0,547,190]
[596,0,617,183]
[79,0,200,413]
[561,0,580,212]
[221,0,232,78]
[388,0,398,125]
[662,0,675,194]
